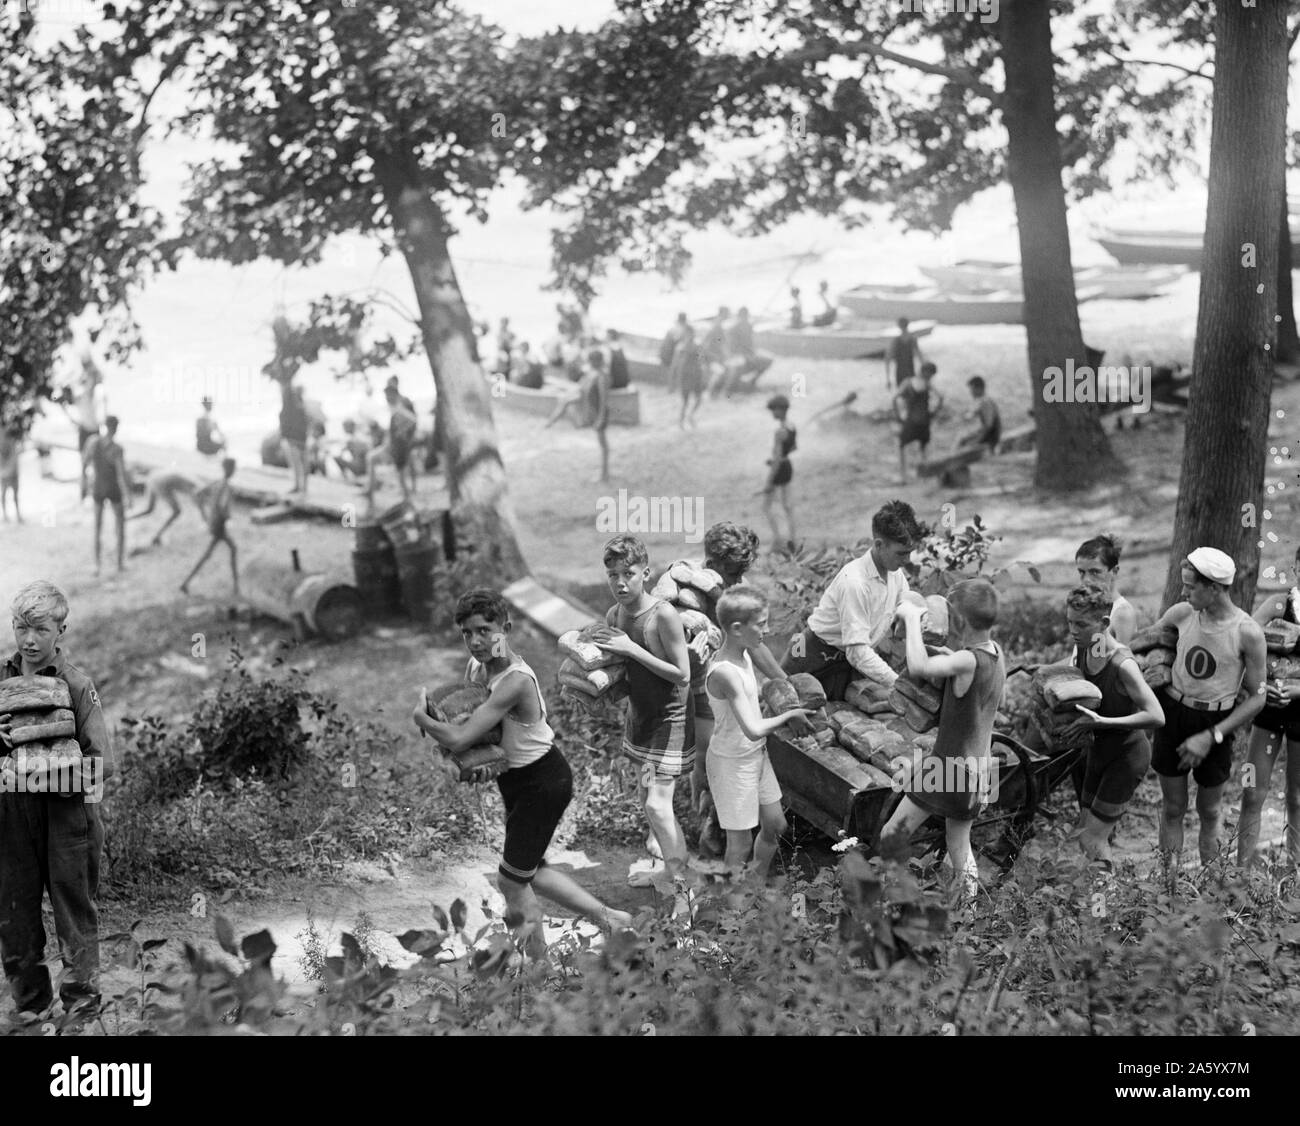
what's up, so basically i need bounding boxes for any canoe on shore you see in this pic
[920,261,1185,300]
[751,317,936,359]
[1097,227,1300,269]
[495,377,641,425]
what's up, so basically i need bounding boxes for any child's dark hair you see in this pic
[454,588,511,627]
[920,362,937,378]
[221,457,236,474]
[872,500,925,546]
[704,521,760,576]
[1076,533,1123,570]
[603,534,649,569]
[967,375,986,394]
[949,578,999,631]
[1065,583,1112,619]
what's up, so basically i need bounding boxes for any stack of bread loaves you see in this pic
[424,682,506,781]
[0,675,84,794]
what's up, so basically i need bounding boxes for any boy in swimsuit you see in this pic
[955,376,1001,453]
[1239,544,1300,866]
[129,470,197,546]
[0,426,21,523]
[81,416,130,576]
[881,578,1005,904]
[1059,584,1165,865]
[893,363,943,484]
[593,535,695,884]
[181,458,239,597]
[1148,548,1267,866]
[705,586,812,877]
[763,394,797,554]
[412,589,633,955]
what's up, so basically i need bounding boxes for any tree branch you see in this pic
[1099,48,1211,82]
[774,39,1002,104]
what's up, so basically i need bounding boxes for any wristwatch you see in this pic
[1210,726,1224,745]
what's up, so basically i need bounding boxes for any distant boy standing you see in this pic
[594,535,695,882]
[81,416,130,576]
[195,396,226,457]
[881,579,1006,903]
[0,425,21,524]
[0,581,111,1018]
[181,458,239,597]
[884,318,925,392]
[893,362,943,484]
[762,394,798,554]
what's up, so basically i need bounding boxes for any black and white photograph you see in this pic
[0,0,1294,1089]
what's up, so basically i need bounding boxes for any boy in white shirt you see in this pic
[781,500,925,700]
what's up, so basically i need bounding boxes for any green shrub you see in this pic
[187,656,313,782]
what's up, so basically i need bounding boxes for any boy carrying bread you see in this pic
[411,589,632,955]
[0,581,112,1020]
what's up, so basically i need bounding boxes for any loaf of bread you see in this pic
[424,681,503,750]
[1263,619,1300,655]
[1042,678,1103,710]
[1143,663,1172,689]
[761,677,801,716]
[669,561,724,598]
[787,672,827,711]
[0,675,73,714]
[558,659,626,697]
[650,572,679,602]
[4,707,76,746]
[1129,625,1180,655]
[558,626,624,672]
[889,687,939,733]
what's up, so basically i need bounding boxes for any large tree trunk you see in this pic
[1160,1,1286,612]
[1277,173,1298,363]
[375,152,529,580]
[998,0,1114,491]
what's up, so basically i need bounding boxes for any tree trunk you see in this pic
[998,0,1115,490]
[1277,173,1298,363]
[375,151,529,580]
[1160,0,1286,612]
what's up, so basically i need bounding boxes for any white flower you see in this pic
[831,836,860,854]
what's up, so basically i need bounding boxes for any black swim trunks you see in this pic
[496,747,574,884]
[1151,691,1234,787]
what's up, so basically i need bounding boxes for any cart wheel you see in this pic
[981,733,1041,870]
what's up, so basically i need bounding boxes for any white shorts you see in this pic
[706,749,782,831]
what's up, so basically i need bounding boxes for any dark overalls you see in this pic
[0,651,107,1013]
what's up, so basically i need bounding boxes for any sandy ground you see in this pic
[2,302,1298,1024]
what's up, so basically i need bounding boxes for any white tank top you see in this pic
[1171,606,1251,706]
[466,656,552,770]
[705,652,765,759]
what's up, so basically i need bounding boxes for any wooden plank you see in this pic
[249,503,297,525]
[917,445,986,479]
[502,576,601,640]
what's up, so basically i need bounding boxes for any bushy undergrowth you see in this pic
[38,836,1300,1037]
[103,657,490,902]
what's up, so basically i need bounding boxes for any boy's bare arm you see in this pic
[898,605,974,679]
[709,665,809,742]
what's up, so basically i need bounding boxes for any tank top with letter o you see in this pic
[1170,606,1251,706]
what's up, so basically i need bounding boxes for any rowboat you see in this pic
[836,284,1085,325]
[495,377,641,425]
[920,261,1185,300]
[1097,227,1300,269]
[750,317,936,359]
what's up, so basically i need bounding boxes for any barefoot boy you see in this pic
[1148,548,1266,866]
[181,458,239,597]
[1059,583,1165,865]
[893,363,943,483]
[0,581,111,1018]
[880,578,1005,903]
[706,586,811,876]
[81,416,130,575]
[594,535,695,881]
[762,394,797,554]
[412,589,633,951]
[129,470,197,547]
